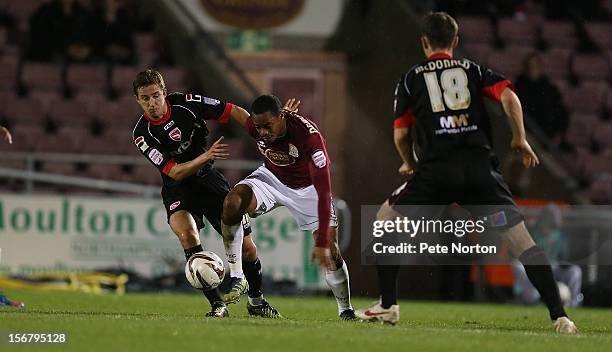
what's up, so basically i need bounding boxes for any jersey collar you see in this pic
[428,53,453,60]
[144,100,172,126]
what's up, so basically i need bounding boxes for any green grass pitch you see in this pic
[1,289,611,351]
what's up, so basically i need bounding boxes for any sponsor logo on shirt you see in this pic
[288,143,299,158]
[169,201,181,211]
[169,127,182,141]
[148,148,164,165]
[312,150,327,168]
[134,136,149,152]
[203,97,220,105]
[164,120,175,131]
[263,148,295,166]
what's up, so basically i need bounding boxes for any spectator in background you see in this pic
[28,0,96,62]
[515,52,569,143]
[91,0,135,64]
[513,204,583,307]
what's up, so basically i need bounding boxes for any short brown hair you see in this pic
[133,69,166,95]
[421,12,458,50]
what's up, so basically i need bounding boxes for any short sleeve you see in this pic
[177,93,234,123]
[393,75,416,129]
[133,131,176,175]
[479,66,514,102]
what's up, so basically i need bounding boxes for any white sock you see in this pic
[222,221,244,279]
[325,261,352,314]
[247,294,264,306]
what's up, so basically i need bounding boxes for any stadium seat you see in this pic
[541,20,577,49]
[563,82,607,114]
[111,65,139,97]
[486,46,532,79]
[83,163,113,180]
[0,90,17,111]
[134,32,157,65]
[157,67,186,92]
[497,18,537,47]
[565,113,598,147]
[21,62,64,93]
[0,56,18,91]
[131,164,162,185]
[66,63,108,95]
[104,128,134,154]
[74,92,107,116]
[48,99,91,127]
[29,91,63,111]
[593,121,612,150]
[79,135,121,155]
[540,48,572,79]
[6,125,43,151]
[581,154,612,180]
[34,131,80,153]
[461,43,492,64]
[585,23,612,50]
[570,53,611,82]
[4,0,48,30]
[4,98,46,126]
[456,16,494,44]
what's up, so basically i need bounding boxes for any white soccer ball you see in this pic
[185,251,225,290]
[557,281,571,307]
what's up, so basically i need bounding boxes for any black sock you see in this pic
[243,257,263,298]
[202,288,224,307]
[184,244,203,260]
[519,246,567,320]
[377,265,399,309]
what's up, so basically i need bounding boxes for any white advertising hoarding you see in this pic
[0,194,324,288]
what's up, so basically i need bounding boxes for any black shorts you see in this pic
[161,168,251,236]
[388,150,523,229]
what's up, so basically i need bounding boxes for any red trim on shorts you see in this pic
[144,101,172,126]
[394,110,416,129]
[162,159,176,175]
[482,80,514,102]
[218,103,233,124]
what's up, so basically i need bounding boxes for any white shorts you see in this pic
[237,165,338,232]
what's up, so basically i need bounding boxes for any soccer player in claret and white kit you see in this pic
[221,95,355,320]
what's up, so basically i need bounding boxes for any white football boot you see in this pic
[553,317,578,334]
[355,302,400,325]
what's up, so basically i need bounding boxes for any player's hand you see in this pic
[203,137,229,161]
[0,126,12,144]
[398,162,413,176]
[511,138,539,168]
[311,246,334,271]
[283,98,301,113]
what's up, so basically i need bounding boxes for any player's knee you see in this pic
[222,191,246,225]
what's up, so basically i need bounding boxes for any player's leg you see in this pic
[500,222,577,333]
[313,225,355,320]
[169,210,227,317]
[223,180,281,318]
[355,199,401,325]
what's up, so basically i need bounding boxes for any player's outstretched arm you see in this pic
[229,105,251,128]
[500,88,539,168]
[0,126,12,144]
[167,137,229,181]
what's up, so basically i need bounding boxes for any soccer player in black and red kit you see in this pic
[221,95,355,320]
[131,69,279,318]
[355,13,577,333]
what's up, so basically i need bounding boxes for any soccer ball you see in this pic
[185,251,225,290]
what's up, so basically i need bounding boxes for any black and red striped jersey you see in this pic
[132,92,233,185]
[393,53,513,163]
